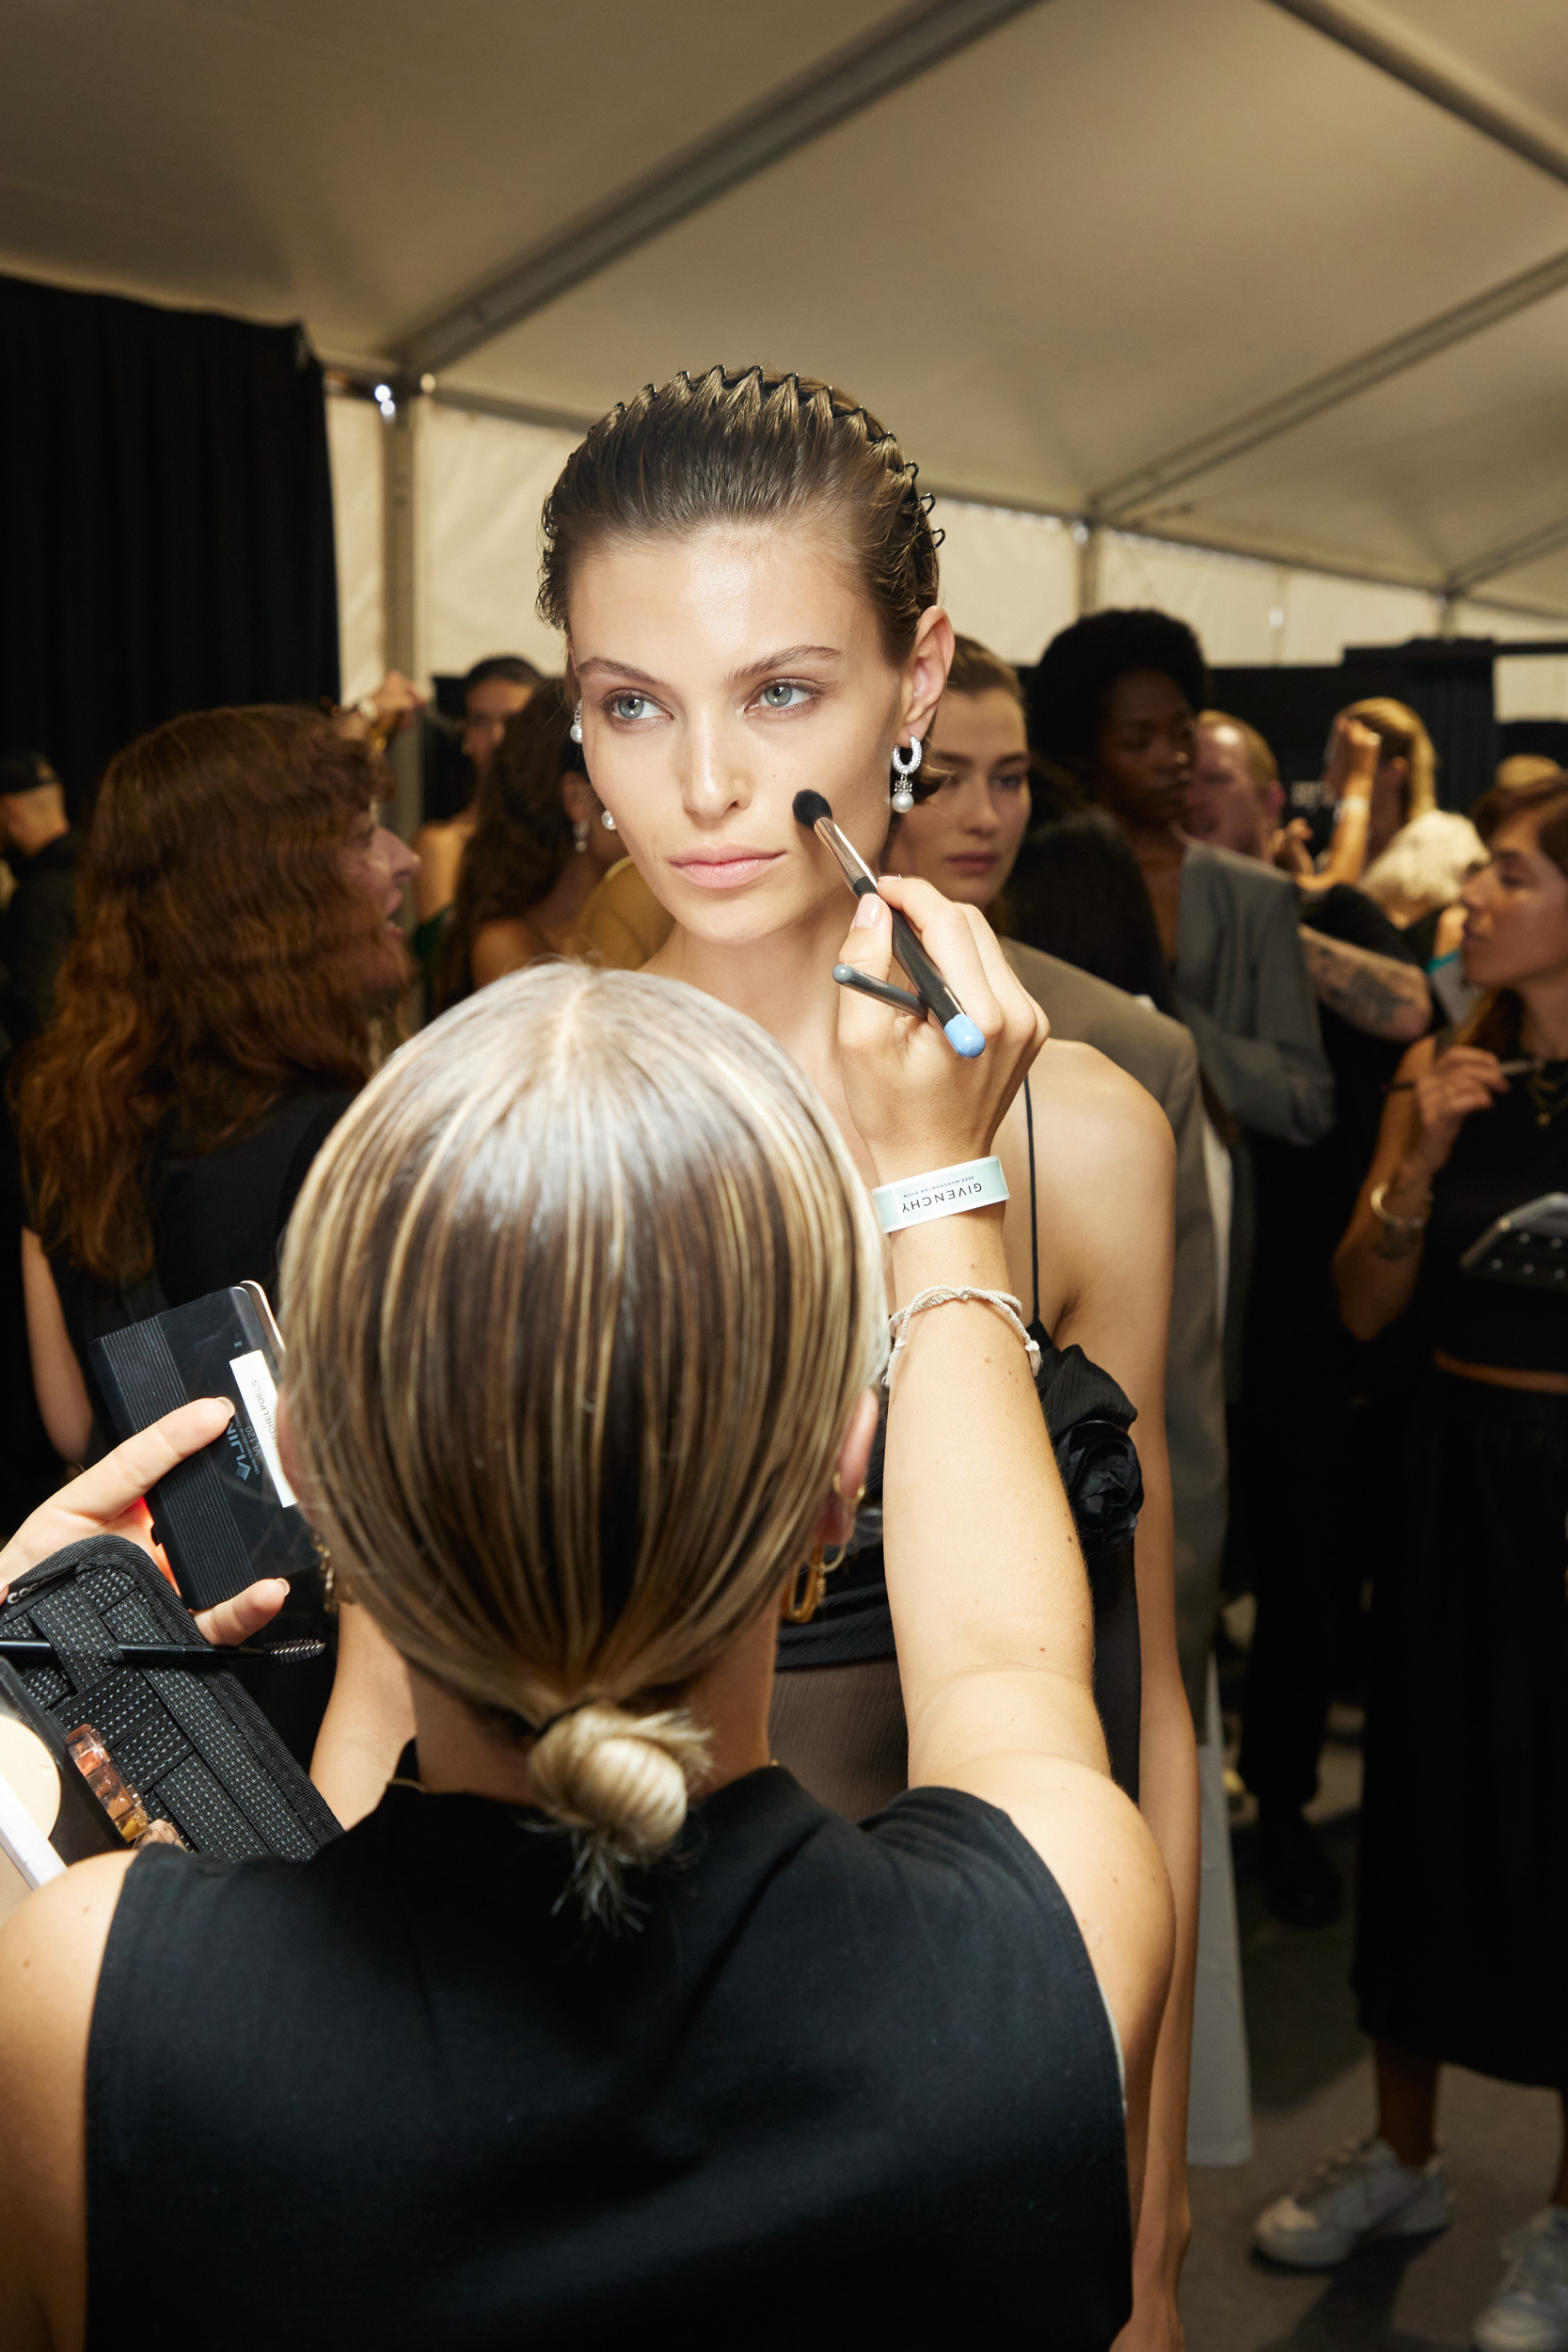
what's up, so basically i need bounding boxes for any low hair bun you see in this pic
[526,1703,711,1921]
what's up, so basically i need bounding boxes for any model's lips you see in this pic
[945,852,999,874]
[668,849,785,890]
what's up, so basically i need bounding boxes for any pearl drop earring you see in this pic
[890,738,923,814]
[569,702,583,743]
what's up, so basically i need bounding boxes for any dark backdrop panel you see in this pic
[0,273,339,810]
[1500,719,1568,769]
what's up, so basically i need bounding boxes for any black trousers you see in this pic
[1355,1375,1568,2086]
[1236,1323,1406,1812]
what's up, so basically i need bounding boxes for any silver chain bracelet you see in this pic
[885,1287,1042,1387]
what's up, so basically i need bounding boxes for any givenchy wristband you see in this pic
[871,1154,1009,1235]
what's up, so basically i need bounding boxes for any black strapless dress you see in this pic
[774,1078,1146,1803]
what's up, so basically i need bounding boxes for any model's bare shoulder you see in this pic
[1024,1034,1175,1164]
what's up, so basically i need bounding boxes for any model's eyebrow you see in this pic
[726,644,843,686]
[575,656,665,686]
[575,645,845,693]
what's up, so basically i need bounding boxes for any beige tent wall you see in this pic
[325,389,1568,724]
[927,501,1079,662]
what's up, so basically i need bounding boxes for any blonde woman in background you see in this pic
[1280,697,1438,894]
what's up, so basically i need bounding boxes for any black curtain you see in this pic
[0,272,339,810]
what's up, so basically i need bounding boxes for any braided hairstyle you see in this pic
[539,366,942,726]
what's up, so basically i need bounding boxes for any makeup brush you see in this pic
[0,1637,326,1671]
[792,789,984,1057]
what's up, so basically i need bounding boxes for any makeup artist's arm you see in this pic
[0,1398,296,2352]
[1040,1065,1196,2352]
[839,882,1174,2228]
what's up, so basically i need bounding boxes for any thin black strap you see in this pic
[1024,1074,1040,1328]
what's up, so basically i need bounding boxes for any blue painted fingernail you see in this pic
[944,1014,986,1058]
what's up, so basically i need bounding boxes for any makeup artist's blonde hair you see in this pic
[282,964,886,1916]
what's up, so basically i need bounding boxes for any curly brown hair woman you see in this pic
[14,706,416,1757]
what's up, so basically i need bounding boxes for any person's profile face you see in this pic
[1460,810,1568,992]
[1088,670,1195,833]
[341,805,420,995]
[893,689,1031,906]
[463,679,535,783]
[566,521,939,946]
[1189,724,1265,857]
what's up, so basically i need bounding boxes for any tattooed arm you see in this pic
[1298,925,1431,1042]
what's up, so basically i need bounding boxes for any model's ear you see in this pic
[561,774,596,826]
[900,606,956,746]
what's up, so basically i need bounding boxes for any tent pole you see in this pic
[1076,522,1101,615]
[381,395,421,846]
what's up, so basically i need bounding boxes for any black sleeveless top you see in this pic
[778,1080,1147,1793]
[86,1768,1131,2351]
[1416,1057,1568,1374]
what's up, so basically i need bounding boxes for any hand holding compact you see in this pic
[0,1399,288,1647]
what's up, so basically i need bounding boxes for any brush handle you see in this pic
[0,1637,325,1669]
[833,964,926,1015]
[812,818,984,1057]
[885,908,986,1058]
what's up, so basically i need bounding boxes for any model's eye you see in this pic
[758,681,810,710]
[993,771,1028,794]
[609,693,654,722]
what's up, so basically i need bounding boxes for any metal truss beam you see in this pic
[1265,0,1568,194]
[397,0,1050,376]
[1089,243,1568,523]
[1447,511,1568,598]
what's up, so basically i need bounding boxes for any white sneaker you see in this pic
[1253,2136,1452,2268]
[1473,2209,1568,2352]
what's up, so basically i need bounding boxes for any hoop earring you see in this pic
[569,702,583,743]
[572,818,590,853]
[781,1534,851,1624]
[599,807,617,833]
[890,738,922,814]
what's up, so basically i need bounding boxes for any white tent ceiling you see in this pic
[7,0,1568,613]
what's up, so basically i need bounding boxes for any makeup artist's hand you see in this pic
[835,877,1046,1184]
[0,1399,288,1646]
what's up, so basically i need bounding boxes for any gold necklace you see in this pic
[1524,1058,1568,1129]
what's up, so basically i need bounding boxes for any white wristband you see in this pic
[871,1154,1009,1235]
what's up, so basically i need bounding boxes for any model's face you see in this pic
[1460,810,1568,992]
[567,523,950,944]
[893,689,1031,906]
[1089,670,1195,832]
[1189,723,1266,857]
[463,679,535,782]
